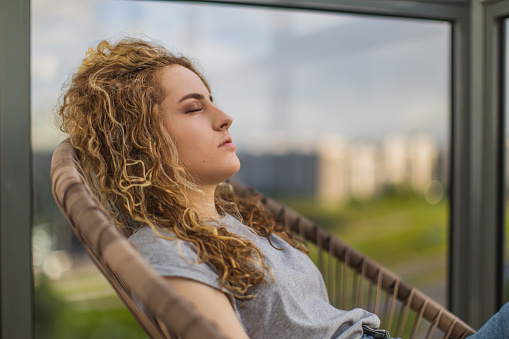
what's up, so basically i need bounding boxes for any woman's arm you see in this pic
[164,277,250,339]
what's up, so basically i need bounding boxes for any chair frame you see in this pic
[232,182,476,339]
[51,139,228,339]
[51,139,475,339]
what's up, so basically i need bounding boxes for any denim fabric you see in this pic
[363,301,509,339]
[467,301,509,338]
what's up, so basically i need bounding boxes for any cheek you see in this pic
[163,123,194,165]
[163,119,187,149]
[175,132,208,166]
[162,117,213,172]
[162,118,179,143]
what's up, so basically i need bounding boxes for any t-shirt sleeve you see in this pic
[128,226,223,291]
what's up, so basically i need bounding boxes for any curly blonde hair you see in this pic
[58,38,305,300]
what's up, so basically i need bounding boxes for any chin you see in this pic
[198,160,241,185]
[222,159,241,182]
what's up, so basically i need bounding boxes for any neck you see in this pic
[191,183,219,220]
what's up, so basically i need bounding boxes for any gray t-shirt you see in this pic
[129,214,380,339]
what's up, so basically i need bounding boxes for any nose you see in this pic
[214,107,233,131]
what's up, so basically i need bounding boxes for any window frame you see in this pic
[2,0,509,335]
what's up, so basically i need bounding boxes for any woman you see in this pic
[58,38,506,339]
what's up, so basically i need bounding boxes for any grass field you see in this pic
[278,190,448,288]
[35,262,148,339]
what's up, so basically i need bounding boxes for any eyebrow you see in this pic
[177,93,214,104]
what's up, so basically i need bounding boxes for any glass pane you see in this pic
[504,18,509,303]
[32,0,451,336]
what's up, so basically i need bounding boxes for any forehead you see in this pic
[159,65,209,102]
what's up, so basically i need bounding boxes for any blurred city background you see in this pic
[30,0,509,338]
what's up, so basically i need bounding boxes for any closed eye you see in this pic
[186,107,203,113]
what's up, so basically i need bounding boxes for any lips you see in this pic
[219,136,232,147]
[219,136,235,149]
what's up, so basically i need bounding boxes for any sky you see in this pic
[30,0,508,153]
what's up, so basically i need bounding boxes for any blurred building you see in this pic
[409,134,439,192]
[235,133,441,202]
[383,135,408,187]
[350,143,379,200]
[317,136,350,204]
[234,152,317,196]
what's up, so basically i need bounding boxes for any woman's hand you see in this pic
[164,277,250,339]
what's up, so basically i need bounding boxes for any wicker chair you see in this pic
[51,139,476,339]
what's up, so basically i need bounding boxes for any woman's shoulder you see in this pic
[128,225,223,287]
[129,225,174,248]
[128,226,196,263]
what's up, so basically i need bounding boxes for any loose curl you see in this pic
[58,38,306,301]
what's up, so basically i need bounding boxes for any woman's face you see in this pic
[159,65,240,186]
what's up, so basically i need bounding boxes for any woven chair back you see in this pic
[51,139,227,339]
[229,181,476,339]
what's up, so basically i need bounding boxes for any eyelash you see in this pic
[186,107,203,113]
